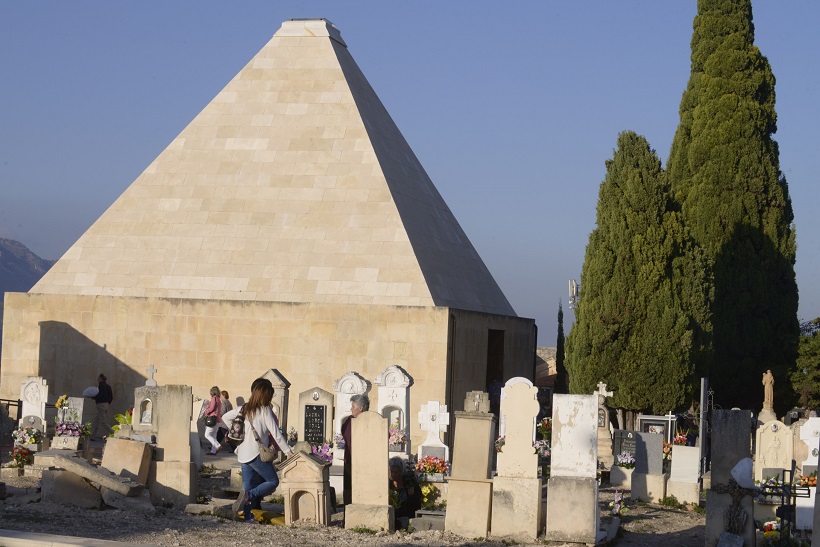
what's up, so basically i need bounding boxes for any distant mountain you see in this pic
[1,239,56,347]
[0,238,55,294]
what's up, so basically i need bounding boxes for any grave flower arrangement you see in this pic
[55,394,69,409]
[533,438,550,457]
[287,426,298,445]
[672,430,688,445]
[615,451,635,469]
[609,490,628,516]
[419,483,445,510]
[333,433,345,450]
[537,417,552,442]
[311,442,333,463]
[388,423,408,447]
[55,420,91,437]
[415,456,449,475]
[662,441,673,461]
[12,426,42,445]
[797,471,817,488]
[111,408,133,437]
[10,445,33,468]
[494,435,505,453]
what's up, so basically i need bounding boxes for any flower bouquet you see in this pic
[609,490,628,516]
[311,442,333,463]
[495,435,505,453]
[388,425,408,448]
[415,456,449,480]
[615,451,635,469]
[9,445,33,468]
[533,438,550,457]
[333,433,345,450]
[12,426,42,446]
[55,421,91,437]
[537,417,552,442]
[797,472,817,488]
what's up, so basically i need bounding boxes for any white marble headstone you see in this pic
[550,394,598,479]
[19,376,48,426]
[418,400,450,462]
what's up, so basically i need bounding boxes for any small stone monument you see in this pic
[666,445,700,505]
[344,411,393,532]
[418,401,450,462]
[631,432,668,503]
[464,391,491,413]
[145,364,158,387]
[278,452,332,525]
[491,378,542,541]
[374,365,412,455]
[594,381,614,470]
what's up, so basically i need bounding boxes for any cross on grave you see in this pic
[595,381,613,406]
[146,364,158,387]
[419,401,449,444]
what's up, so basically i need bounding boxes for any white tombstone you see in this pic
[145,364,158,387]
[332,371,369,466]
[796,417,820,530]
[545,394,601,544]
[374,365,412,454]
[491,378,543,542]
[666,445,701,505]
[418,400,450,462]
[19,376,48,426]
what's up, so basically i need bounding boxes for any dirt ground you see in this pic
[0,468,711,547]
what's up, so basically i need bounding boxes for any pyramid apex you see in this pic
[275,18,346,47]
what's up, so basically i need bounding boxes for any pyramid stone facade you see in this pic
[1,20,534,447]
[33,19,513,317]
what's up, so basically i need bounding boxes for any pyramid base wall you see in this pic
[1,293,534,446]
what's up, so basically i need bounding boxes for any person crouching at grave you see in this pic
[389,456,421,530]
[222,378,293,523]
[91,373,113,441]
[203,386,223,455]
[341,393,370,507]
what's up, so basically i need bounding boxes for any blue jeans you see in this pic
[241,456,280,502]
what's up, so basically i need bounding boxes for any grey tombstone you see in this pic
[634,432,664,475]
[613,430,637,460]
[705,410,755,547]
[298,387,334,446]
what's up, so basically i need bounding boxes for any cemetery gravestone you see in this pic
[262,369,291,430]
[632,431,667,502]
[666,445,700,504]
[19,377,48,427]
[374,365,412,454]
[492,378,543,541]
[418,401,450,462]
[545,393,600,544]
[345,411,393,532]
[298,387,334,446]
[754,420,793,482]
[464,391,491,414]
[705,410,756,547]
[796,417,820,530]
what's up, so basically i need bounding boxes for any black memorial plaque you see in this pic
[304,405,326,445]
[613,430,637,457]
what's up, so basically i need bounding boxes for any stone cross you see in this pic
[146,364,158,387]
[595,381,613,406]
[419,401,449,443]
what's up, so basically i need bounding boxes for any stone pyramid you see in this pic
[34,19,515,316]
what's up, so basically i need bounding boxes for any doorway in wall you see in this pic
[486,329,505,416]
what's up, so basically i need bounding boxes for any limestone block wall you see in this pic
[1,292,532,446]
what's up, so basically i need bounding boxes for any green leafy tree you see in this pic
[790,319,820,410]
[566,131,710,414]
[667,0,798,412]
[554,301,568,394]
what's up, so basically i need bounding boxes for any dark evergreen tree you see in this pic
[667,0,798,412]
[554,301,568,394]
[791,319,820,410]
[566,131,711,414]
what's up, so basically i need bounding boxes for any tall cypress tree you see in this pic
[667,0,798,412]
[554,301,568,394]
[566,132,710,413]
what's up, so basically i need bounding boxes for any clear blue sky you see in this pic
[1,2,818,344]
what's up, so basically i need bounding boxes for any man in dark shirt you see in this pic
[91,373,113,440]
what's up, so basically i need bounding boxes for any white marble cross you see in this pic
[419,401,449,443]
[146,364,158,387]
[595,381,613,406]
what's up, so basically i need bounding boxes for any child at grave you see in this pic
[222,378,293,522]
[203,386,223,455]
[388,456,421,530]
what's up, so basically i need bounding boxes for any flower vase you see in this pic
[418,472,445,483]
